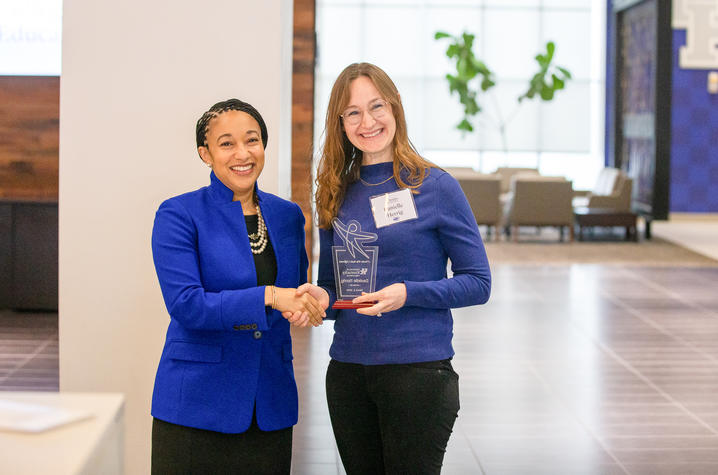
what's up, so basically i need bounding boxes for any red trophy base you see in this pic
[332,300,375,309]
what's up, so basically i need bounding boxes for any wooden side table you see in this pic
[573,207,638,241]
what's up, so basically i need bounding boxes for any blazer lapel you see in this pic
[214,201,258,287]
[258,194,284,286]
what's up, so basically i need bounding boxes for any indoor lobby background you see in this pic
[1,0,718,474]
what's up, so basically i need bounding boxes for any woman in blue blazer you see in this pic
[150,99,328,474]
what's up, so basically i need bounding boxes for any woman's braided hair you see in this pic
[195,99,268,157]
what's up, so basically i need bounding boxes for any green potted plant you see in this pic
[435,31,572,156]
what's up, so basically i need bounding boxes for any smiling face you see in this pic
[343,76,396,165]
[198,110,265,204]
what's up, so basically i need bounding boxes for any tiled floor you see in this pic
[2,215,718,474]
[652,213,718,261]
[290,265,718,475]
[0,312,58,391]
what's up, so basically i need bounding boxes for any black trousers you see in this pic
[151,414,292,475]
[326,358,460,475]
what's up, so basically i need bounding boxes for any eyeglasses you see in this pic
[340,99,390,126]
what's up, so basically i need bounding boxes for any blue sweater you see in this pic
[318,162,491,365]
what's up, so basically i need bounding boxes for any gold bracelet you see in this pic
[271,285,277,309]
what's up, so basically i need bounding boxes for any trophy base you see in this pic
[332,300,375,309]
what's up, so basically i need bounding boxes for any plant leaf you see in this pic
[434,31,451,40]
[457,58,469,78]
[465,97,480,115]
[557,67,572,79]
[458,119,474,132]
[480,77,495,91]
[546,41,555,60]
[462,32,475,50]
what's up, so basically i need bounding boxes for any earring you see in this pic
[204,162,212,168]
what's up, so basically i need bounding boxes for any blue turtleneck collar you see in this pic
[360,161,394,182]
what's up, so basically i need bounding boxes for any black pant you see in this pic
[326,358,460,475]
[151,414,292,475]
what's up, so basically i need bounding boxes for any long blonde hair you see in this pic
[315,62,436,229]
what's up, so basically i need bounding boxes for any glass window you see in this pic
[315,0,606,189]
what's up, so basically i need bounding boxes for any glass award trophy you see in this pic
[331,218,378,309]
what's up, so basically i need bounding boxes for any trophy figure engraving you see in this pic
[331,218,378,309]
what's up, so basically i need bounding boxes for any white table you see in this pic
[0,392,124,475]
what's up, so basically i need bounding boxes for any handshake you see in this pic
[269,282,408,327]
[269,283,330,328]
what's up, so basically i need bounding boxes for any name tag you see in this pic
[370,188,418,228]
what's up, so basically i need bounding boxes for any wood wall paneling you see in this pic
[292,0,316,276]
[0,76,60,201]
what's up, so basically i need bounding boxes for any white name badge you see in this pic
[369,188,418,228]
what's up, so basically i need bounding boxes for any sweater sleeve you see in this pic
[151,199,270,331]
[317,227,339,320]
[404,173,491,309]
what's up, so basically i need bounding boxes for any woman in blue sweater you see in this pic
[311,63,492,474]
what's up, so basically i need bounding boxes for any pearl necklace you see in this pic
[248,202,268,255]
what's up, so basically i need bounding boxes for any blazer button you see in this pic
[233,325,240,331]
[253,330,262,340]
[251,323,258,330]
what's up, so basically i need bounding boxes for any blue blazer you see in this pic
[151,172,308,433]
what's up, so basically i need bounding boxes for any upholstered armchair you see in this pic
[445,168,502,240]
[503,175,574,241]
[493,167,540,195]
[573,168,633,212]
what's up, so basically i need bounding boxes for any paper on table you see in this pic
[0,398,93,433]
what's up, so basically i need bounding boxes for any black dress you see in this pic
[151,214,291,475]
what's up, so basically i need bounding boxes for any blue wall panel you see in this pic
[670,29,718,212]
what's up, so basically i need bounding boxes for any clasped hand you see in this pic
[288,282,405,320]
[352,283,407,317]
[276,284,329,327]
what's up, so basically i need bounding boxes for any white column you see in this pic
[59,1,293,473]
